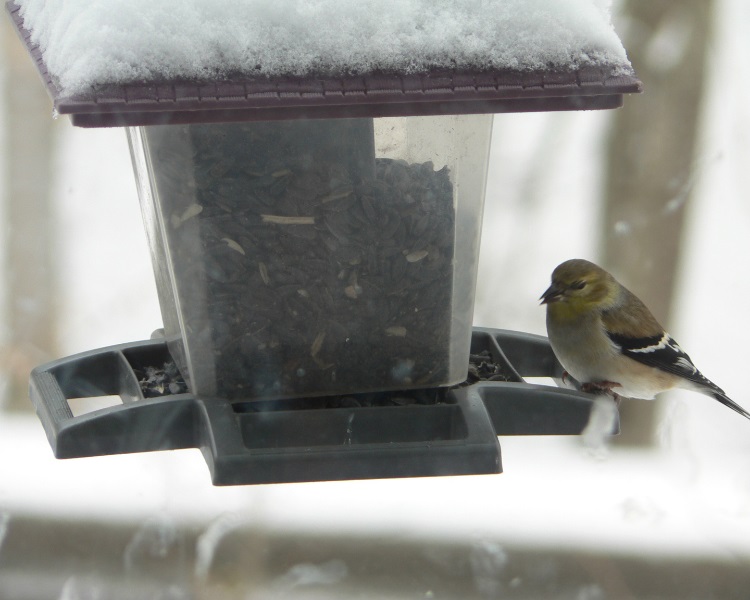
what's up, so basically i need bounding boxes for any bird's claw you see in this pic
[581,380,623,404]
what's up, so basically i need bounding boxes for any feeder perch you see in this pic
[8,0,640,485]
[30,328,611,485]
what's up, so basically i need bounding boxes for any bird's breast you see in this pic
[547,313,613,378]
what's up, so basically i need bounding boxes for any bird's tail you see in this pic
[712,391,750,421]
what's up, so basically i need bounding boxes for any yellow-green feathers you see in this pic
[541,258,662,337]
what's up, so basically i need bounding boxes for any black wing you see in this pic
[607,331,722,392]
[608,331,750,420]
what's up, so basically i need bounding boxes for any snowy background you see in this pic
[2,0,750,596]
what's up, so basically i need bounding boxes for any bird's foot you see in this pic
[562,370,570,385]
[581,380,622,404]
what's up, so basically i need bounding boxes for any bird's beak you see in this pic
[540,284,563,305]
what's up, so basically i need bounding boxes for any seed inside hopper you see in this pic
[261,214,315,225]
[385,326,407,337]
[222,237,246,255]
[405,249,429,263]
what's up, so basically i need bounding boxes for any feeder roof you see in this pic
[7,0,642,128]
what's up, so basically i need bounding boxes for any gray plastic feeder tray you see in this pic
[29,328,615,485]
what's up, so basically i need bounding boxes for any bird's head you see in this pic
[540,259,619,315]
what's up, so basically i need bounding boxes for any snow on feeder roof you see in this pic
[7,0,641,127]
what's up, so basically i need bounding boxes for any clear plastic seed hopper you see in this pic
[7,0,641,484]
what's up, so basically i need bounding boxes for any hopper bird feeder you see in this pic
[8,0,641,484]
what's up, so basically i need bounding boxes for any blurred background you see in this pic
[2,1,750,598]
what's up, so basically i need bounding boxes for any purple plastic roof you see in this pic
[7,1,641,128]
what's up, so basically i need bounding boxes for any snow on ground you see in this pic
[2,411,750,562]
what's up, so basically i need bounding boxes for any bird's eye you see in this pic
[571,280,587,290]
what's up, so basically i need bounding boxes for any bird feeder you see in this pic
[8,0,640,484]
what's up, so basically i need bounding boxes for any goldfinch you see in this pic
[540,258,750,420]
